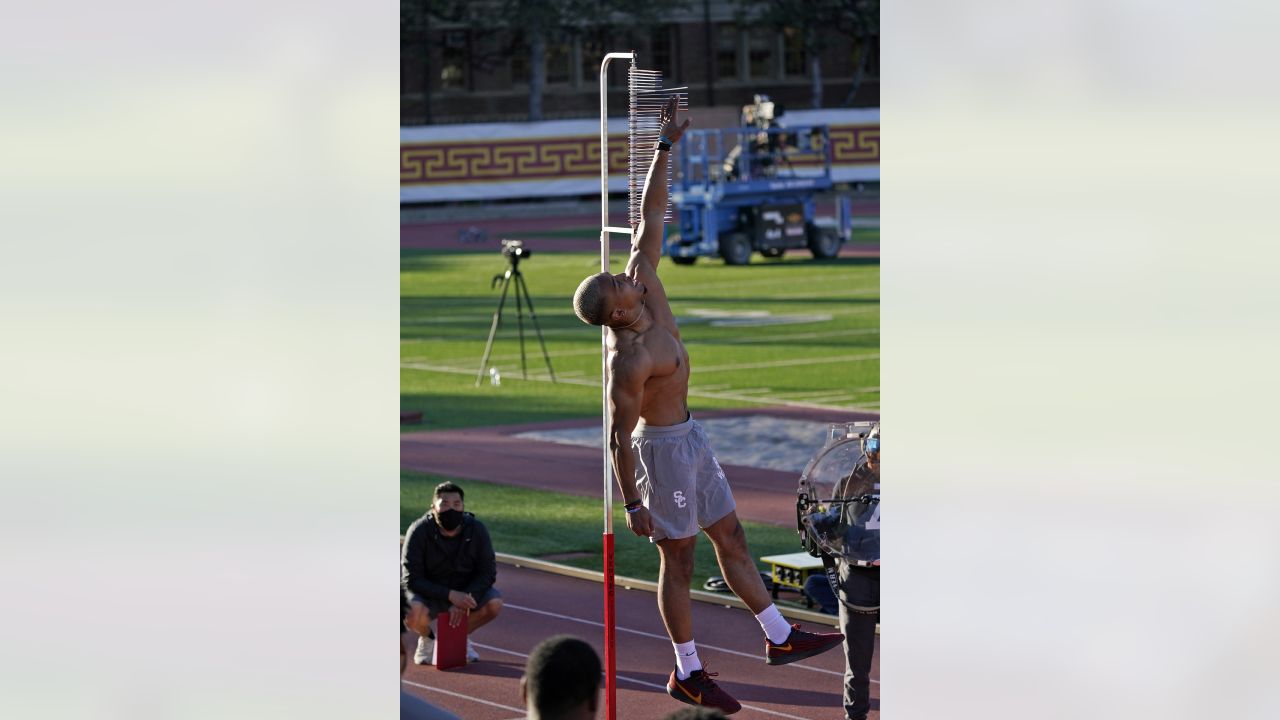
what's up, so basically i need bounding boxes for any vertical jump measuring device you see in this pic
[597,52,686,720]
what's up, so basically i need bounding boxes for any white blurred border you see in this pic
[888,2,1280,719]
[0,2,397,718]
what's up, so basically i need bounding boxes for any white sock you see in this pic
[756,605,793,645]
[673,640,702,680]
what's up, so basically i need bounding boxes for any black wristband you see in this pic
[624,498,643,510]
[656,141,671,152]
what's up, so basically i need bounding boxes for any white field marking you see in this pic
[677,272,879,292]
[401,679,524,713]
[691,383,733,391]
[468,347,603,362]
[402,315,496,325]
[399,363,878,413]
[682,309,834,328]
[702,328,879,345]
[726,388,775,395]
[788,395,855,405]
[504,603,841,677]
[693,353,879,374]
[689,390,876,413]
[782,389,858,398]
[771,289,882,300]
[472,639,824,719]
[400,325,878,350]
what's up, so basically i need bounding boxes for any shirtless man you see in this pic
[572,97,843,715]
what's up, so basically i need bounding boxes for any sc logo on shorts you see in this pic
[673,491,687,509]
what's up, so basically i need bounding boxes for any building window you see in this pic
[441,30,467,90]
[651,25,674,79]
[746,27,773,79]
[510,35,527,85]
[547,32,572,84]
[865,36,880,79]
[783,27,806,76]
[580,31,605,83]
[716,24,738,80]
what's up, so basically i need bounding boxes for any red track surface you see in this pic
[401,563,878,719]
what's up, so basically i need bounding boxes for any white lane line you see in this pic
[505,603,841,678]
[693,353,879,373]
[401,679,524,713]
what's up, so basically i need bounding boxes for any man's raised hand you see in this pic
[660,95,692,145]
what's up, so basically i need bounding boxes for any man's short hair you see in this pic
[434,481,463,501]
[573,273,609,326]
[525,635,602,716]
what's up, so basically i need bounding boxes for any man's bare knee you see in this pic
[481,597,503,618]
[705,514,750,556]
[406,601,431,635]
[658,538,696,579]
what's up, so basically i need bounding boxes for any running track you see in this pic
[401,563,879,719]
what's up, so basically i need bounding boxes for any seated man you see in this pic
[521,635,602,720]
[801,573,839,615]
[401,481,503,664]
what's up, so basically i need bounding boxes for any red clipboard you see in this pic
[432,613,468,670]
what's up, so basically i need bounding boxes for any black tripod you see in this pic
[474,249,556,386]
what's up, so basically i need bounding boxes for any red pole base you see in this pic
[603,531,617,720]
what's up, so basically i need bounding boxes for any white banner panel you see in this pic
[401,109,879,203]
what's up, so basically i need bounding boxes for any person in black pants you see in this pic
[838,562,879,720]
[803,424,880,720]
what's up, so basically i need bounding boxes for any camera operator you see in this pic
[803,425,880,720]
[722,94,788,181]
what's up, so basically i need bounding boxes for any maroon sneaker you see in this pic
[666,667,742,715]
[765,623,844,665]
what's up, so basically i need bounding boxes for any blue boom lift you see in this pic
[665,101,853,265]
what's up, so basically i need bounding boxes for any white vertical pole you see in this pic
[599,51,632,522]
[598,50,632,720]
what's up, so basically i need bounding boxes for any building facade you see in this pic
[402,1,878,125]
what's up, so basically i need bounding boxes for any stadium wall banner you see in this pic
[400,109,879,203]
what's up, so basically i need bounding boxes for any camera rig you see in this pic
[796,421,880,565]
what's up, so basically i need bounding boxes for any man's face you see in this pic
[433,492,463,518]
[603,272,646,317]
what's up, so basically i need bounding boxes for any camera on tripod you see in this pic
[475,238,556,386]
[501,238,531,261]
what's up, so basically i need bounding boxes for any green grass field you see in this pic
[401,248,879,430]
[402,470,808,586]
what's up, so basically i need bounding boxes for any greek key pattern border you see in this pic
[400,124,878,186]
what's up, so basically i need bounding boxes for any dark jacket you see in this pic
[401,512,496,603]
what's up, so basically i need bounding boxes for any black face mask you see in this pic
[437,508,464,531]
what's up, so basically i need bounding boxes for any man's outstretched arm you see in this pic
[632,95,691,268]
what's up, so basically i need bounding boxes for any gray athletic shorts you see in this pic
[632,415,737,542]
